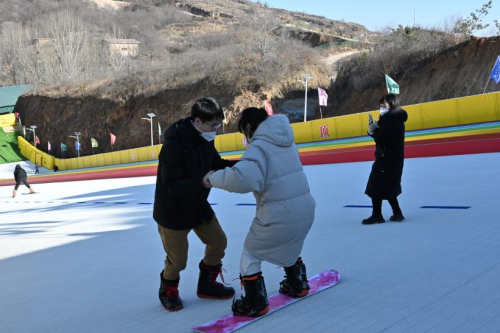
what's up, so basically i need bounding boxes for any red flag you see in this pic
[110,133,116,145]
[264,101,273,116]
[36,136,40,144]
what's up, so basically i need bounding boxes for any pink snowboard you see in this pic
[193,270,341,333]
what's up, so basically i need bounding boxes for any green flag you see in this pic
[61,143,67,152]
[385,74,400,94]
[158,122,162,135]
[91,138,98,148]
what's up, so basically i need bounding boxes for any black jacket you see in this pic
[365,106,408,199]
[153,117,237,230]
[14,165,27,182]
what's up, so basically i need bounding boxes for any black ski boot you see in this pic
[362,215,385,225]
[232,272,269,317]
[197,261,235,299]
[279,257,310,298]
[158,271,183,312]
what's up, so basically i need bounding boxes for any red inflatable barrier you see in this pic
[1,134,499,186]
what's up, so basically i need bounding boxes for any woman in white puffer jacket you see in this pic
[209,107,316,317]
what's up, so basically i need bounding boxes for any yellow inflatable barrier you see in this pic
[0,113,16,127]
[18,92,500,171]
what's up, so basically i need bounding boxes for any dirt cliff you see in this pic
[323,36,500,116]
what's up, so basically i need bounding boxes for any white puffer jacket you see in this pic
[209,115,315,267]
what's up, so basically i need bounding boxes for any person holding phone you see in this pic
[363,94,408,225]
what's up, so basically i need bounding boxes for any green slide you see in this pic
[0,127,25,164]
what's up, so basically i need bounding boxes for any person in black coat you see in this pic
[13,164,35,197]
[153,97,237,312]
[362,94,408,225]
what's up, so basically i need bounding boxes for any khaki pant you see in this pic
[158,215,227,281]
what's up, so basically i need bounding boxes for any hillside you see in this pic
[5,0,500,158]
[323,36,500,116]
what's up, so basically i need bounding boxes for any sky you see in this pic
[250,0,500,36]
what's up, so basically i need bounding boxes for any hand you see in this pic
[368,121,378,135]
[368,113,374,124]
[202,170,214,189]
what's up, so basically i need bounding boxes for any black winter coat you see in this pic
[153,117,236,230]
[14,165,27,181]
[365,106,408,199]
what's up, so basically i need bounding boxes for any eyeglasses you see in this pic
[204,122,222,130]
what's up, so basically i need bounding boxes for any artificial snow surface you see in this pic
[1,153,500,332]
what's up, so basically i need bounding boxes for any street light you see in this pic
[69,131,81,157]
[29,125,37,147]
[141,113,156,146]
[298,74,313,122]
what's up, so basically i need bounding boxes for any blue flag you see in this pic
[75,141,81,151]
[490,56,500,84]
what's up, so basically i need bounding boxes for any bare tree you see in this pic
[494,20,500,35]
[42,10,91,82]
[243,11,281,57]
[454,1,492,38]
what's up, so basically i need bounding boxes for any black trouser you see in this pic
[372,197,402,217]
[14,178,31,190]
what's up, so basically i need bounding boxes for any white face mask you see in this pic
[192,121,217,142]
[380,107,390,116]
[201,131,217,142]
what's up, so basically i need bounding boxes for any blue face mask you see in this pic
[380,107,390,116]
[201,131,217,142]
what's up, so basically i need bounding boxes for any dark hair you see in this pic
[379,94,400,109]
[191,97,224,122]
[237,107,269,139]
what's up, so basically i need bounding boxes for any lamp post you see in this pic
[141,113,156,146]
[69,131,81,157]
[298,74,313,122]
[29,125,37,147]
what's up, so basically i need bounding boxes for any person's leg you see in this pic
[157,224,190,280]
[362,197,385,224]
[233,249,269,317]
[22,179,35,193]
[13,182,20,197]
[193,215,227,266]
[157,224,190,311]
[193,215,234,299]
[388,198,405,221]
[240,248,262,276]
[372,197,383,217]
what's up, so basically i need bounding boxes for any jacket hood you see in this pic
[164,118,185,140]
[251,114,294,147]
[163,117,197,140]
[386,106,408,123]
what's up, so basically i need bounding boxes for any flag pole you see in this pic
[483,77,491,94]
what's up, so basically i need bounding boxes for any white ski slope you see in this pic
[1,153,499,332]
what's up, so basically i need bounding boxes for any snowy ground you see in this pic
[1,153,500,333]
[0,160,51,180]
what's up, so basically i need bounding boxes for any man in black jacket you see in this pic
[13,164,35,197]
[154,97,237,312]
